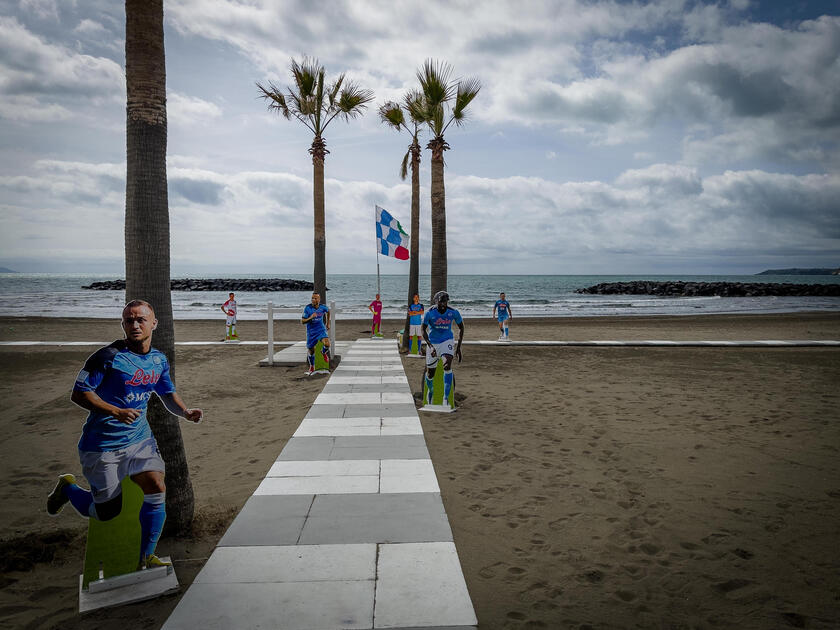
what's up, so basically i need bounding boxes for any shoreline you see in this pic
[2,311,839,344]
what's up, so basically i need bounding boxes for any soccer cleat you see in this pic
[308,365,315,375]
[138,554,171,570]
[47,474,76,516]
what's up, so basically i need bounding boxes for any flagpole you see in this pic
[375,205,381,295]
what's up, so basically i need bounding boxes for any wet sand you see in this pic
[0,313,838,629]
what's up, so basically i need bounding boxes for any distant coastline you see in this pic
[757,267,840,275]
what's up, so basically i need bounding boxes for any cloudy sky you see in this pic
[1,0,838,276]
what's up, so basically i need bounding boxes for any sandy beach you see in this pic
[1,312,839,629]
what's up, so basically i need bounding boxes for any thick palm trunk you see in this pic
[401,143,421,351]
[311,137,328,298]
[125,0,193,534]
[429,150,447,300]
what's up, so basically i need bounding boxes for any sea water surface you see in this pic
[0,273,838,320]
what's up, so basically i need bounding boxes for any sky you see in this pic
[0,0,838,276]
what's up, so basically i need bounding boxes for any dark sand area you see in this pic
[1,313,838,628]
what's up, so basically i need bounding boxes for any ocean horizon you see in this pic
[1,272,839,320]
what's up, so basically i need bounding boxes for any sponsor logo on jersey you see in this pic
[126,391,153,403]
[125,369,160,386]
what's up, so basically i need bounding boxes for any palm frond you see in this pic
[327,74,344,109]
[335,82,375,119]
[400,149,410,180]
[403,89,428,125]
[379,101,405,130]
[313,66,325,130]
[417,59,454,108]
[451,76,481,127]
[429,102,445,135]
[291,56,323,99]
[256,81,291,119]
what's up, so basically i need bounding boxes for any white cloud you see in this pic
[2,157,836,273]
[73,18,106,37]
[0,16,123,122]
[167,92,223,126]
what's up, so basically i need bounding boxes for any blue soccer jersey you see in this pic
[495,299,510,320]
[423,307,463,343]
[408,302,424,325]
[73,341,176,452]
[303,303,329,346]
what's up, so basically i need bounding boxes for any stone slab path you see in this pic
[162,338,477,630]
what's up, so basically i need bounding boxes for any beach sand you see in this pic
[1,313,839,629]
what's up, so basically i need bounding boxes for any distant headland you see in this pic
[0,267,17,273]
[756,268,840,275]
[82,278,316,291]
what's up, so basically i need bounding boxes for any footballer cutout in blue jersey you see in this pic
[303,303,330,349]
[74,340,176,452]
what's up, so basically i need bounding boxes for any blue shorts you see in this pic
[307,330,328,349]
[497,313,509,323]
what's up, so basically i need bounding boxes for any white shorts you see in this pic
[79,437,165,502]
[226,315,236,325]
[409,324,422,337]
[426,339,455,367]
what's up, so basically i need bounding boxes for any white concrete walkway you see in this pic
[162,338,477,630]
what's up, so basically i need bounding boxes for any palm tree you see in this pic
[379,91,426,351]
[416,60,481,299]
[257,58,374,298]
[124,0,193,533]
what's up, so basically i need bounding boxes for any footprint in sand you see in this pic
[712,578,754,596]
[478,561,503,579]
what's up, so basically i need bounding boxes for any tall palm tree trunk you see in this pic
[311,137,328,298]
[401,142,421,351]
[125,0,193,534]
[429,147,447,300]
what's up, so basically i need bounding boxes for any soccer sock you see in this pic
[231,324,237,337]
[308,353,315,368]
[443,369,454,402]
[425,375,434,403]
[139,492,166,560]
[322,345,330,362]
[64,483,93,518]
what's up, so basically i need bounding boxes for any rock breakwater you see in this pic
[82,278,316,292]
[576,281,840,297]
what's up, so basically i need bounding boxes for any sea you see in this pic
[1,273,839,320]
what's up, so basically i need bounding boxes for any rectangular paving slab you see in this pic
[374,542,477,628]
[218,495,313,547]
[162,580,374,630]
[299,493,453,545]
[305,403,420,419]
[278,435,430,461]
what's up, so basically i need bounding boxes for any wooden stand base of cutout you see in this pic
[79,477,178,612]
[79,557,178,613]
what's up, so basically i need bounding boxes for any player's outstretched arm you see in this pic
[456,321,465,361]
[159,392,203,423]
